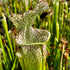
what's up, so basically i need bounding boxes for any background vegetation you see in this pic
[0,0,70,70]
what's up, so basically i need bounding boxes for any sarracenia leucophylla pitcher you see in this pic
[5,1,51,70]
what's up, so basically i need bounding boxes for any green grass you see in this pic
[0,0,70,70]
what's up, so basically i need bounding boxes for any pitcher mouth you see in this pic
[40,12,48,19]
[40,8,54,20]
[15,28,51,46]
[24,31,50,46]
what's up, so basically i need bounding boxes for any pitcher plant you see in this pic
[9,1,51,70]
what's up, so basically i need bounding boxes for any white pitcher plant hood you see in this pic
[9,1,50,46]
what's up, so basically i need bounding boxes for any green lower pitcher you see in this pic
[16,28,50,70]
